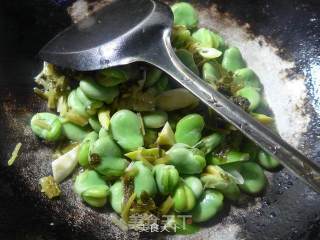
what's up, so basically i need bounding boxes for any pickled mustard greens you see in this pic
[30,2,280,234]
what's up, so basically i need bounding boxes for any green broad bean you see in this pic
[68,90,91,117]
[62,121,90,142]
[202,61,221,84]
[176,49,199,75]
[156,88,199,111]
[76,87,103,111]
[236,86,261,111]
[191,189,224,223]
[194,133,223,154]
[77,131,98,167]
[207,150,250,165]
[30,112,62,141]
[131,161,157,198]
[110,109,144,152]
[90,136,129,178]
[201,165,240,201]
[222,47,246,72]
[258,151,280,170]
[109,180,124,214]
[74,170,109,207]
[153,164,179,195]
[210,32,227,51]
[184,176,203,199]
[172,181,196,212]
[167,144,206,174]
[143,111,168,129]
[233,68,261,89]
[171,2,198,29]
[145,67,163,87]
[88,116,102,132]
[192,28,218,48]
[155,75,169,93]
[239,162,267,194]
[144,128,158,147]
[156,122,176,146]
[96,67,128,87]
[79,78,119,103]
[175,114,205,146]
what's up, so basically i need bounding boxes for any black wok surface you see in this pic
[0,0,320,239]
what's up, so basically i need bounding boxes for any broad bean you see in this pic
[239,162,267,194]
[131,161,157,198]
[236,86,261,111]
[143,111,168,129]
[233,68,261,89]
[68,90,91,117]
[171,2,198,29]
[90,136,129,178]
[110,109,144,152]
[153,164,179,195]
[167,144,206,174]
[76,87,103,111]
[77,131,98,167]
[74,170,109,207]
[191,190,224,223]
[88,116,102,132]
[176,49,199,75]
[184,176,203,199]
[61,121,90,142]
[30,112,62,141]
[172,181,196,212]
[79,78,119,103]
[175,114,205,146]
[222,47,246,72]
[109,180,124,214]
[258,151,280,170]
[96,67,128,87]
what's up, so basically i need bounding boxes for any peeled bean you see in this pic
[184,176,203,199]
[156,88,199,111]
[77,131,98,167]
[30,112,62,141]
[202,61,221,84]
[131,161,157,198]
[167,144,206,174]
[62,121,90,142]
[143,111,168,129]
[109,180,124,214]
[233,68,261,89]
[239,162,267,194]
[90,136,129,178]
[153,164,179,195]
[67,90,91,118]
[145,67,163,87]
[110,109,144,152]
[194,133,223,154]
[171,2,198,29]
[176,49,199,75]
[258,151,280,170]
[172,181,196,212]
[191,190,224,223]
[175,114,205,146]
[192,28,218,48]
[222,47,246,72]
[96,67,128,87]
[74,170,109,207]
[201,165,240,201]
[76,87,103,111]
[79,78,119,103]
[236,86,261,111]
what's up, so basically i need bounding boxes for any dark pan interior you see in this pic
[0,0,320,239]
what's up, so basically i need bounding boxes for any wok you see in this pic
[0,0,320,239]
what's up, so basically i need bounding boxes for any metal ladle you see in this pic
[40,0,320,192]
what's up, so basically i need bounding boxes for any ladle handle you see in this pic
[149,35,320,193]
